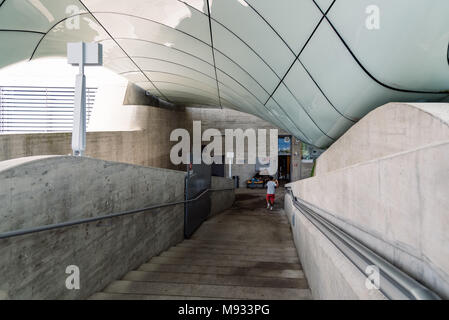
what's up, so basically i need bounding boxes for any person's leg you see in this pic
[266,194,270,208]
[269,194,275,210]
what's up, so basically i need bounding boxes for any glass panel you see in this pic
[33,14,109,59]
[218,83,259,115]
[133,57,216,87]
[283,60,354,138]
[214,50,269,103]
[154,82,220,104]
[244,0,323,55]
[94,13,214,64]
[104,57,139,74]
[265,98,310,144]
[328,0,449,92]
[133,81,158,93]
[120,71,148,83]
[85,0,211,45]
[0,0,87,32]
[299,20,445,120]
[116,38,216,78]
[211,20,279,93]
[179,0,209,14]
[210,0,294,77]
[0,32,42,68]
[271,84,327,144]
[147,72,218,96]
[217,70,265,108]
[314,0,334,12]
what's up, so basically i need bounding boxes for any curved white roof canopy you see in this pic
[1,0,448,148]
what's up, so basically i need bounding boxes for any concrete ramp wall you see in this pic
[316,103,449,175]
[288,103,449,299]
[0,156,186,299]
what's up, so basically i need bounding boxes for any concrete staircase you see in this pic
[90,189,311,300]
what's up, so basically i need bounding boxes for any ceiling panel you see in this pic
[93,12,214,64]
[245,0,323,55]
[103,57,139,74]
[214,50,269,103]
[115,38,216,78]
[0,0,85,32]
[210,0,295,77]
[284,60,354,138]
[33,14,109,59]
[133,57,216,86]
[300,20,446,120]
[0,1,448,148]
[85,0,211,45]
[0,32,42,68]
[271,83,331,144]
[328,0,449,92]
[211,20,279,93]
[265,98,311,144]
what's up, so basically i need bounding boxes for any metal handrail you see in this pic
[285,187,441,300]
[0,187,234,240]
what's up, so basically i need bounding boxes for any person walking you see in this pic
[266,176,279,211]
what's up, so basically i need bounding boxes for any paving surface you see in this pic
[90,188,311,300]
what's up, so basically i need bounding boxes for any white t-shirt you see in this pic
[266,181,276,195]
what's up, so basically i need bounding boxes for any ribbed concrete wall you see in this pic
[0,156,185,299]
[316,103,449,175]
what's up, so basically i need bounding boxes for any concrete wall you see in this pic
[287,103,449,299]
[0,105,189,170]
[284,194,386,300]
[186,107,306,187]
[0,156,185,299]
[289,141,449,299]
[210,176,235,218]
[316,103,449,175]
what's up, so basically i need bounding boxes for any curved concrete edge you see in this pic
[288,140,449,299]
[316,102,449,175]
[0,155,187,299]
[284,193,386,300]
[0,155,62,173]
[0,155,187,176]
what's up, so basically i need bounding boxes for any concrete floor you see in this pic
[90,188,311,300]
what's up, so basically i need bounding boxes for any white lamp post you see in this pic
[226,151,234,179]
[67,42,103,156]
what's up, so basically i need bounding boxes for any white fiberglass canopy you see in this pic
[1,0,448,148]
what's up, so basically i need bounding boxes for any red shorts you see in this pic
[266,194,275,203]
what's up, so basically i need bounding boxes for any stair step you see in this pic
[182,239,296,250]
[89,292,224,300]
[103,280,312,300]
[170,246,299,259]
[139,263,304,279]
[148,256,301,270]
[161,250,299,263]
[176,242,297,254]
[123,270,308,289]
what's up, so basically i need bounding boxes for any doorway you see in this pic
[278,135,292,186]
[278,155,291,185]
